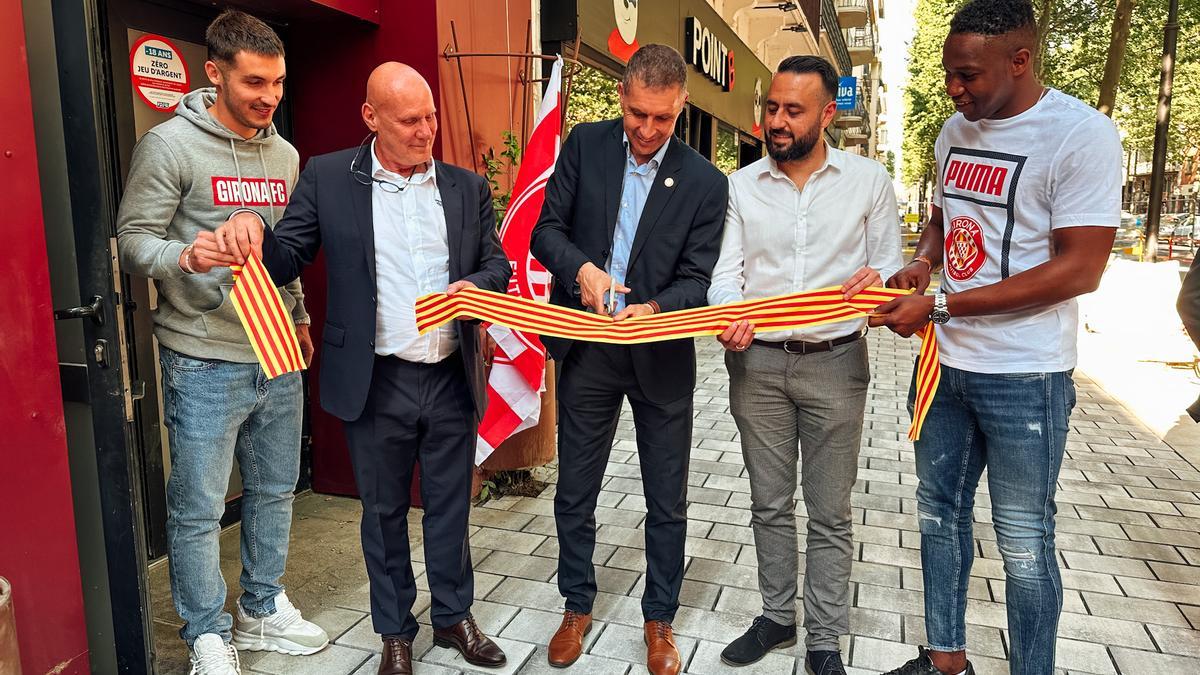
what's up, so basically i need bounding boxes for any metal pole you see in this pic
[1145,0,1179,262]
[449,22,478,172]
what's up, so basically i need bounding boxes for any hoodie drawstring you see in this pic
[259,145,274,222]
[229,138,276,223]
[230,139,246,210]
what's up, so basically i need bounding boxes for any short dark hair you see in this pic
[949,0,1037,37]
[776,55,838,101]
[623,44,688,91]
[206,9,285,67]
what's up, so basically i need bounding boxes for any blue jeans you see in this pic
[160,347,302,645]
[910,364,1075,675]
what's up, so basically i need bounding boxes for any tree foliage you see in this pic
[564,64,622,137]
[902,0,1200,189]
[901,0,956,186]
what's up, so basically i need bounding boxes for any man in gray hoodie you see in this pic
[116,10,327,674]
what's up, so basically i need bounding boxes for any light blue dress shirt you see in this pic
[608,133,670,312]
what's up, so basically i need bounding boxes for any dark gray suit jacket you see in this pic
[530,119,728,403]
[262,145,511,422]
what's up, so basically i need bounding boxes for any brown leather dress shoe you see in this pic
[644,621,681,675]
[433,615,507,667]
[378,637,413,675]
[548,610,592,667]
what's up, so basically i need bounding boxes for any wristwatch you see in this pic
[930,292,950,325]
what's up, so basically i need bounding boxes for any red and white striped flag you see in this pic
[475,57,563,465]
[230,253,306,379]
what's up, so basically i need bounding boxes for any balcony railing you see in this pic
[836,0,869,28]
[821,0,853,75]
[845,27,877,66]
[844,124,870,146]
[834,106,866,128]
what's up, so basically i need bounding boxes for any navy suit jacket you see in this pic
[530,119,728,403]
[261,145,511,422]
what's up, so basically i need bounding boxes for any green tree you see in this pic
[564,65,622,137]
[900,0,956,187]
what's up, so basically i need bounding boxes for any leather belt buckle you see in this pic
[782,340,809,355]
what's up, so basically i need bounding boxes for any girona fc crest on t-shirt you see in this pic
[945,216,986,281]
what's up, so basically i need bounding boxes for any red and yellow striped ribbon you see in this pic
[230,254,306,379]
[415,286,940,440]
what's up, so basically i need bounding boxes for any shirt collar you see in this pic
[622,132,670,173]
[760,142,842,180]
[371,138,436,186]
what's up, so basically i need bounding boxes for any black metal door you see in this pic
[49,1,155,670]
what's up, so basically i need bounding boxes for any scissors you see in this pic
[604,275,618,316]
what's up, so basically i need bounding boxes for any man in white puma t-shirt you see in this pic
[871,1,1122,674]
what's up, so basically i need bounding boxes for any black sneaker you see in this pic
[883,646,976,675]
[719,615,797,666]
[806,650,848,675]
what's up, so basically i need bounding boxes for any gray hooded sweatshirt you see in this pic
[117,88,308,363]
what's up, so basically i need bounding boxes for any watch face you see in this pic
[931,310,951,325]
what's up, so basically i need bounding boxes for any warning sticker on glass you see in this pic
[129,34,190,112]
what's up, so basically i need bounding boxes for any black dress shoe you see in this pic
[720,615,797,666]
[378,637,412,675]
[432,615,507,667]
[883,647,976,675]
[806,650,848,675]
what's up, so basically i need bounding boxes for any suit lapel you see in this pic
[604,122,625,254]
[436,161,464,281]
[627,138,684,271]
[348,157,377,291]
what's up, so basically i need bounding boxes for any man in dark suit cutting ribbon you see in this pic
[530,43,728,675]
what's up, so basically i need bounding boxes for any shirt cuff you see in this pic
[228,208,267,226]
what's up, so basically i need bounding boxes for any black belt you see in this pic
[752,330,865,355]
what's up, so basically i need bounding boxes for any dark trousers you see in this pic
[555,342,692,622]
[343,354,476,639]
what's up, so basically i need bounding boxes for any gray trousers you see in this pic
[726,337,869,651]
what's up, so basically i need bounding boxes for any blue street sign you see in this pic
[836,76,857,110]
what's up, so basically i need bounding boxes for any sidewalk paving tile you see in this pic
[151,334,1200,675]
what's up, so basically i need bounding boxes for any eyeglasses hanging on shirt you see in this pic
[348,132,433,194]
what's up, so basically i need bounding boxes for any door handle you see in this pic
[54,295,105,325]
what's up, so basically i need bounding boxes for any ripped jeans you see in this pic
[909,364,1075,675]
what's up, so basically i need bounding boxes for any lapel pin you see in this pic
[664,177,675,188]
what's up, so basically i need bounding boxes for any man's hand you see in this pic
[612,303,654,321]
[868,293,935,338]
[717,319,755,352]
[212,211,266,264]
[887,260,933,293]
[446,279,477,295]
[295,324,314,365]
[577,262,629,314]
[841,266,882,301]
[190,231,241,272]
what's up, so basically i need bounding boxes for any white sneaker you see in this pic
[230,590,329,656]
[190,633,240,675]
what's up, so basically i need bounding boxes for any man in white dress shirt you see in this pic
[708,55,901,675]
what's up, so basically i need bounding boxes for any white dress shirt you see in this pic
[708,146,902,342]
[371,141,456,361]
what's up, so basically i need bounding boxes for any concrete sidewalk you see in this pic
[152,332,1200,674]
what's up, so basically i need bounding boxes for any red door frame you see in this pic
[0,0,91,672]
